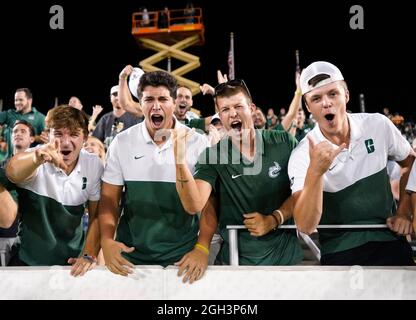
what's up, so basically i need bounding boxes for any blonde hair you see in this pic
[85,136,106,163]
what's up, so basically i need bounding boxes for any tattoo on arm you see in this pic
[178,168,188,188]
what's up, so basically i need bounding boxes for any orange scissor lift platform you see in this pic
[131,7,205,97]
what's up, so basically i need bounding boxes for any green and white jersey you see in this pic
[288,113,411,255]
[16,149,103,266]
[102,121,208,267]
[194,130,303,265]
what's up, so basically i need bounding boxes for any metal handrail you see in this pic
[226,224,388,266]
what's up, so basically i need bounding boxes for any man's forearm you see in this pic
[83,216,101,256]
[176,163,203,214]
[294,169,324,234]
[118,78,143,117]
[197,195,218,248]
[0,185,17,228]
[6,151,41,184]
[281,92,302,131]
[397,155,415,216]
[83,201,101,256]
[98,185,122,243]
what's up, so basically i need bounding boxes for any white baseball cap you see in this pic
[300,61,344,95]
[128,67,145,99]
[110,85,119,95]
[210,113,221,124]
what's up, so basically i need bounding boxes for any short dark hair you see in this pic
[307,74,330,88]
[15,88,33,99]
[46,105,89,137]
[137,71,177,100]
[13,120,35,137]
[214,80,252,104]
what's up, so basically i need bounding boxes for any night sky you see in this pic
[0,1,414,120]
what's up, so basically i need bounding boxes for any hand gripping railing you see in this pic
[226,224,389,266]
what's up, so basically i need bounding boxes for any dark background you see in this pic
[0,0,413,120]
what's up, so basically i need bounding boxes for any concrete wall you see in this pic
[1,266,416,299]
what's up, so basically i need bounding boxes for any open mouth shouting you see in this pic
[324,113,336,126]
[60,149,73,161]
[178,104,187,115]
[230,120,242,132]
[151,114,165,129]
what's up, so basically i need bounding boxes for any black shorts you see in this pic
[321,238,415,266]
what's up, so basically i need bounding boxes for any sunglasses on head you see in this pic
[214,79,252,100]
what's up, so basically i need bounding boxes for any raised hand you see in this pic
[91,105,103,118]
[119,65,134,80]
[217,70,228,84]
[308,136,345,176]
[172,127,195,164]
[199,83,215,96]
[35,139,68,171]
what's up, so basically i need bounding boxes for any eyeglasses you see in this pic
[214,79,252,101]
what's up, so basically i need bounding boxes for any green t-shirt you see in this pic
[195,130,303,265]
[295,123,314,141]
[184,117,206,133]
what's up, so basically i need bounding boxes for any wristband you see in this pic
[273,209,284,225]
[82,254,97,263]
[194,243,209,255]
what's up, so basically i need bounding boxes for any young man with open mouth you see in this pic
[4,105,104,275]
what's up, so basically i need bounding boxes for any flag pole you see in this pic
[228,32,235,80]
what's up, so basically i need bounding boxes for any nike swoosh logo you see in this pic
[134,155,145,160]
[328,163,337,171]
[232,174,243,179]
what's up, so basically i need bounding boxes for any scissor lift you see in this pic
[132,7,205,98]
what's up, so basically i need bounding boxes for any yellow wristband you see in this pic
[295,90,302,96]
[195,243,209,255]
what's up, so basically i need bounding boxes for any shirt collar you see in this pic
[313,113,362,146]
[44,151,82,176]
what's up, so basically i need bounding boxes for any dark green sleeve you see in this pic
[0,111,8,124]
[194,149,218,192]
[37,113,46,133]
[188,118,206,132]
[286,130,298,151]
